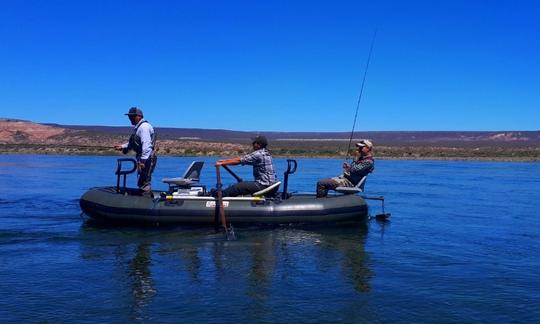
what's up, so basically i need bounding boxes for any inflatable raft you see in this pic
[79,159,370,226]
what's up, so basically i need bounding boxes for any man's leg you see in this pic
[316,178,339,198]
[138,155,157,195]
[222,181,265,197]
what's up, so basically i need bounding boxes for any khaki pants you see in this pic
[316,175,353,198]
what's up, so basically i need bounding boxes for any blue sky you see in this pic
[0,0,538,131]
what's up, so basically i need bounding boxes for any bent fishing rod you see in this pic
[345,29,377,162]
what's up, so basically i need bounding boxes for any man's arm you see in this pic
[138,124,153,161]
[350,159,373,175]
[114,143,129,153]
[216,157,241,166]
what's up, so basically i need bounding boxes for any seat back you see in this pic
[334,176,367,194]
[182,161,204,182]
[356,175,367,191]
[162,161,204,188]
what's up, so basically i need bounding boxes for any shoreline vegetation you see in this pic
[1,120,539,162]
[1,143,539,162]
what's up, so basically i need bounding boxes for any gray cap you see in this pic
[125,107,143,117]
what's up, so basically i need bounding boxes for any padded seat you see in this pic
[162,177,196,186]
[253,181,281,197]
[335,176,367,194]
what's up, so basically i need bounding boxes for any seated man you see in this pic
[215,135,277,197]
[316,139,374,198]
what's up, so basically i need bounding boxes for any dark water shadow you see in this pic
[77,223,373,320]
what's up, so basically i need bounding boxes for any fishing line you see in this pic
[345,29,377,161]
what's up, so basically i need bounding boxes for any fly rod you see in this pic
[345,29,377,161]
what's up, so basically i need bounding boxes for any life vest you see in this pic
[128,120,156,159]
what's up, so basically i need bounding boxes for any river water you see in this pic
[0,155,539,322]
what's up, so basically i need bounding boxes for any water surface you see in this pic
[1,155,539,322]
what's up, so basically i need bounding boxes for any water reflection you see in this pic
[78,224,372,319]
[128,243,156,321]
[246,232,276,304]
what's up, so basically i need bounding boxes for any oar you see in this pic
[215,165,234,239]
[222,165,243,183]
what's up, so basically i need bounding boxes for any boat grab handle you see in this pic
[286,159,297,174]
[282,159,298,199]
[115,158,137,193]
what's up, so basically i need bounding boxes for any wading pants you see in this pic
[138,154,157,194]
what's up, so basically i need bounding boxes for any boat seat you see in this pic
[335,176,367,194]
[253,181,281,197]
[163,161,204,188]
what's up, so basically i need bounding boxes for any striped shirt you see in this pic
[346,156,374,185]
[240,148,277,186]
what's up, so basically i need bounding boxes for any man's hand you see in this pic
[343,162,350,171]
[138,162,145,170]
[114,145,123,151]
[215,160,224,166]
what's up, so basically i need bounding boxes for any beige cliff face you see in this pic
[0,119,249,157]
[0,120,66,144]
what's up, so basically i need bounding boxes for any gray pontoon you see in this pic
[79,159,371,226]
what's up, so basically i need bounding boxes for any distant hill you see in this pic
[48,122,540,147]
[2,119,539,160]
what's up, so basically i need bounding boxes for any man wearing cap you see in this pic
[114,107,157,197]
[215,135,277,197]
[316,139,374,198]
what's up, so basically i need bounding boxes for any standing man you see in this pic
[316,139,374,198]
[114,107,157,197]
[215,135,277,197]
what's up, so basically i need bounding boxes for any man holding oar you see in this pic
[215,135,277,197]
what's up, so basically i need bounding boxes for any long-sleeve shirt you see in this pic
[121,119,155,161]
[240,148,277,186]
[345,156,374,185]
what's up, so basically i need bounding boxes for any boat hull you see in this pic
[80,187,368,225]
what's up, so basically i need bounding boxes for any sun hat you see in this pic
[355,139,373,149]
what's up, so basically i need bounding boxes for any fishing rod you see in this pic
[345,29,377,162]
[342,30,390,222]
